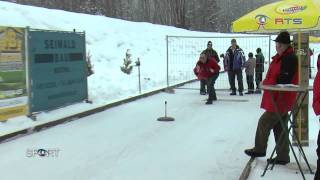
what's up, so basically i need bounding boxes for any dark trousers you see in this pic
[246,75,254,92]
[254,112,290,161]
[315,129,320,180]
[200,80,207,93]
[227,71,232,90]
[207,73,219,100]
[229,69,244,93]
[255,72,263,89]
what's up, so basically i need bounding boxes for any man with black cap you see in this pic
[225,39,246,96]
[199,41,220,95]
[244,31,298,165]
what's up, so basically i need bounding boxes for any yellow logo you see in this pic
[276,4,307,14]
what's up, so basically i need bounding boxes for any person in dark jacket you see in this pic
[202,41,220,63]
[224,39,246,96]
[199,41,220,95]
[244,31,298,165]
[194,53,220,104]
[255,48,265,93]
[313,54,320,180]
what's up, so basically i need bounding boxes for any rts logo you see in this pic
[255,15,271,27]
[275,18,303,25]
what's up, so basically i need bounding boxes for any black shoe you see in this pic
[200,91,206,95]
[205,100,213,104]
[254,90,261,94]
[315,171,320,180]
[267,157,289,165]
[230,92,236,95]
[244,148,266,157]
[239,92,243,96]
[244,92,251,94]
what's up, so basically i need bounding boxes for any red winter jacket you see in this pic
[313,71,320,115]
[261,47,298,113]
[193,57,220,80]
[313,57,320,115]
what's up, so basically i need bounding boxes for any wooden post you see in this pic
[293,32,309,146]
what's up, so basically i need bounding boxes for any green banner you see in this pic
[28,30,87,113]
[0,26,27,121]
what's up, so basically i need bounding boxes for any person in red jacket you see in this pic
[194,53,220,104]
[313,54,320,180]
[244,31,298,165]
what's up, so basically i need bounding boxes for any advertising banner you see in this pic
[28,30,87,113]
[0,26,27,121]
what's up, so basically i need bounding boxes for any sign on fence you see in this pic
[0,26,27,121]
[28,29,87,113]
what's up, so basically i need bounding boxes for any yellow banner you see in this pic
[0,105,27,122]
[232,0,320,33]
[0,26,27,121]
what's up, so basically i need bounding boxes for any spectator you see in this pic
[224,39,246,96]
[255,47,265,93]
[221,53,232,90]
[244,52,256,94]
[199,41,220,95]
[244,31,298,166]
[312,53,320,180]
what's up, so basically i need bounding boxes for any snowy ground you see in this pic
[0,82,262,180]
[0,81,318,180]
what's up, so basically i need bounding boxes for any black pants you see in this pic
[246,75,254,92]
[207,73,219,100]
[255,72,263,89]
[315,129,320,180]
[227,71,232,90]
[229,69,243,93]
[200,80,207,93]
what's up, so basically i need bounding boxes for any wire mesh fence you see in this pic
[166,35,271,91]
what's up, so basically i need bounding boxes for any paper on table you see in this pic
[275,84,299,88]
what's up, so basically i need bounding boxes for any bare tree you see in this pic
[5,0,278,32]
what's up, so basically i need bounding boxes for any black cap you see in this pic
[256,48,261,53]
[274,31,291,44]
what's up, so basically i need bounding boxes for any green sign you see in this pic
[28,30,87,113]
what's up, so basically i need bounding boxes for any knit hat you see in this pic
[274,31,291,44]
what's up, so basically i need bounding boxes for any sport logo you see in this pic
[276,4,307,14]
[26,148,60,158]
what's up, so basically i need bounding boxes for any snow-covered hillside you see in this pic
[0,1,219,103]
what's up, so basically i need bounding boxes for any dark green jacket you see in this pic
[255,52,265,73]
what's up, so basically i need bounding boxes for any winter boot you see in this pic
[267,157,290,165]
[244,148,266,157]
[205,100,213,104]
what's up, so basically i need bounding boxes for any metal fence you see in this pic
[166,35,271,91]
